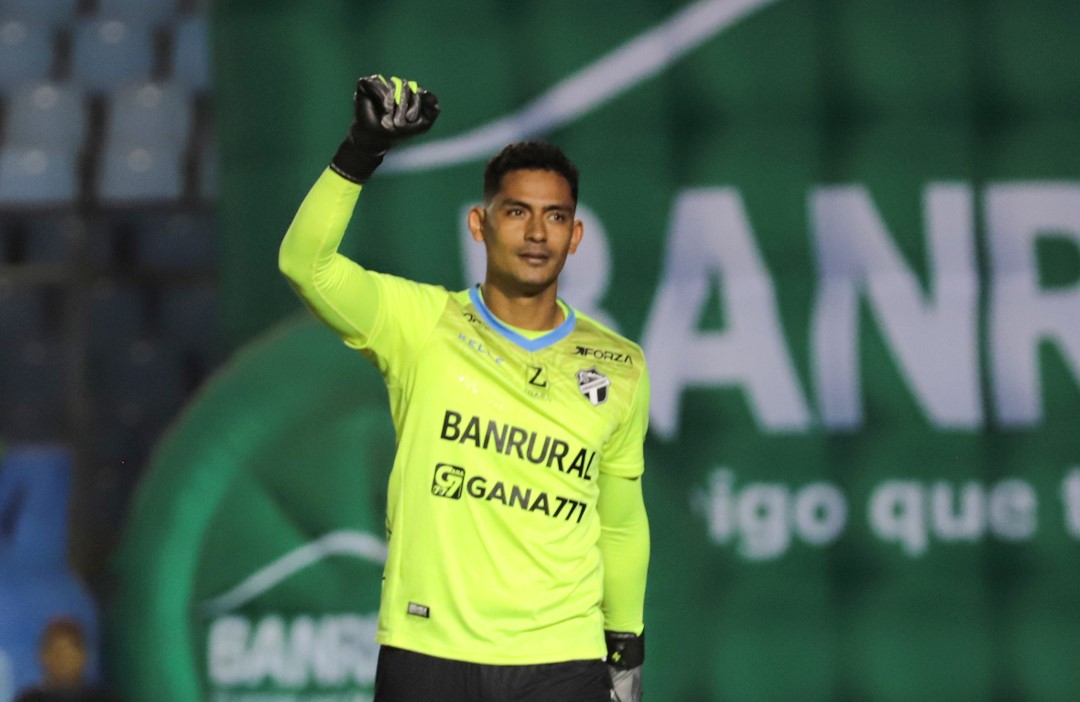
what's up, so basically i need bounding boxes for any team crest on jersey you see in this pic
[576,367,610,406]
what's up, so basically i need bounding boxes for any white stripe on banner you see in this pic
[199,530,388,617]
[383,0,777,174]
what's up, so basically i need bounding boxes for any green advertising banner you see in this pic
[112,0,1080,700]
[111,319,396,701]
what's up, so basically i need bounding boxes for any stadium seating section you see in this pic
[0,0,218,523]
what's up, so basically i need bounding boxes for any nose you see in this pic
[525,217,547,242]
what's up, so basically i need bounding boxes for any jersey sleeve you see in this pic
[358,272,449,378]
[279,167,447,377]
[597,471,649,635]
[598,360,650,479]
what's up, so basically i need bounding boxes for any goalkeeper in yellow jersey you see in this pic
[280,75,649,702]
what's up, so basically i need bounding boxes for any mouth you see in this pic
[518,250,551,266]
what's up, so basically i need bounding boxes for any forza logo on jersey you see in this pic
[574,345,634,365]
[430,464,588,523]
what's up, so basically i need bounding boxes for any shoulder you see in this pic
[448,287,473,307]
[373,271,452,298]
[369,273,454,315]
[569,309,647,369]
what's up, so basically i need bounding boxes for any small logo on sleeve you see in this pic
[431,464,465,499]
[576,367,611,406]
[407,602,430,618]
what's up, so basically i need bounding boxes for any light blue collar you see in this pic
[468,285,576,352]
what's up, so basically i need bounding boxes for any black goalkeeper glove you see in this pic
[606,630,644,702]
[329,74,441,184]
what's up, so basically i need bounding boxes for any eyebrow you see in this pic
[501,198,573,213]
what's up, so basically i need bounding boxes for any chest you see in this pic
[409,315,628,451]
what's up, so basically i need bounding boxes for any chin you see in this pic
[513,276,556,296]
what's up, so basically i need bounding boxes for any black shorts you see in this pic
[373,645,613,702]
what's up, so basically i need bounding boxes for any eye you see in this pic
[549,212,566,222]
[507,207,525,217]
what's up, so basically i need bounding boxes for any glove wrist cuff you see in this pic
[605,630,645,670]
[330,141,385,184]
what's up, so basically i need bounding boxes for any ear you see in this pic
[468,206,486,243]
[568,218,584,254]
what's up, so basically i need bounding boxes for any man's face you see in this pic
[468,169,583,296]
[40,631,85,686]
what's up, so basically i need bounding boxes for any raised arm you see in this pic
[279,169,377,343]
[278,75,440,344]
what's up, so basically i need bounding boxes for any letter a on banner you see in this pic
[643,188,810,437]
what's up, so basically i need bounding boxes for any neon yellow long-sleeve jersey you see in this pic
[279,168,650,664]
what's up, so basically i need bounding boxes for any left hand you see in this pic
[609,664,643,702]
[605,630,645,701]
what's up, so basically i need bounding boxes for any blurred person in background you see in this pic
[15,618,120,702]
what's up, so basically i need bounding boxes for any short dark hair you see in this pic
[40,616,85,649]
[483,141,579,204]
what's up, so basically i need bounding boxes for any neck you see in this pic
[479,281,563,331]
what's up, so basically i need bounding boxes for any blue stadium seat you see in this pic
[87,282,145,353]
[160,283,217,357]
[93,426,143,466]
[135,213,215,267]
[196,138,216,201]
[70,20,154,91]
[23,215,79,263]
[0,0,78,23]
[98,83,193,202]
[90,339,186,465]
[0,223,19,263]
[0,21,54,89]
[97,143,184,202]
[91,339,184,413]
[171,18,210,90]
[0,289,65,440]
[0,339,66,400]
[95,0,177,25]
[105,81,192,146]
[0,147,79,205]
[83,217,118,267]
[0,343,16,387]
[4,82,86,151]
[0,397,67,442]
[0,285,47,338]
